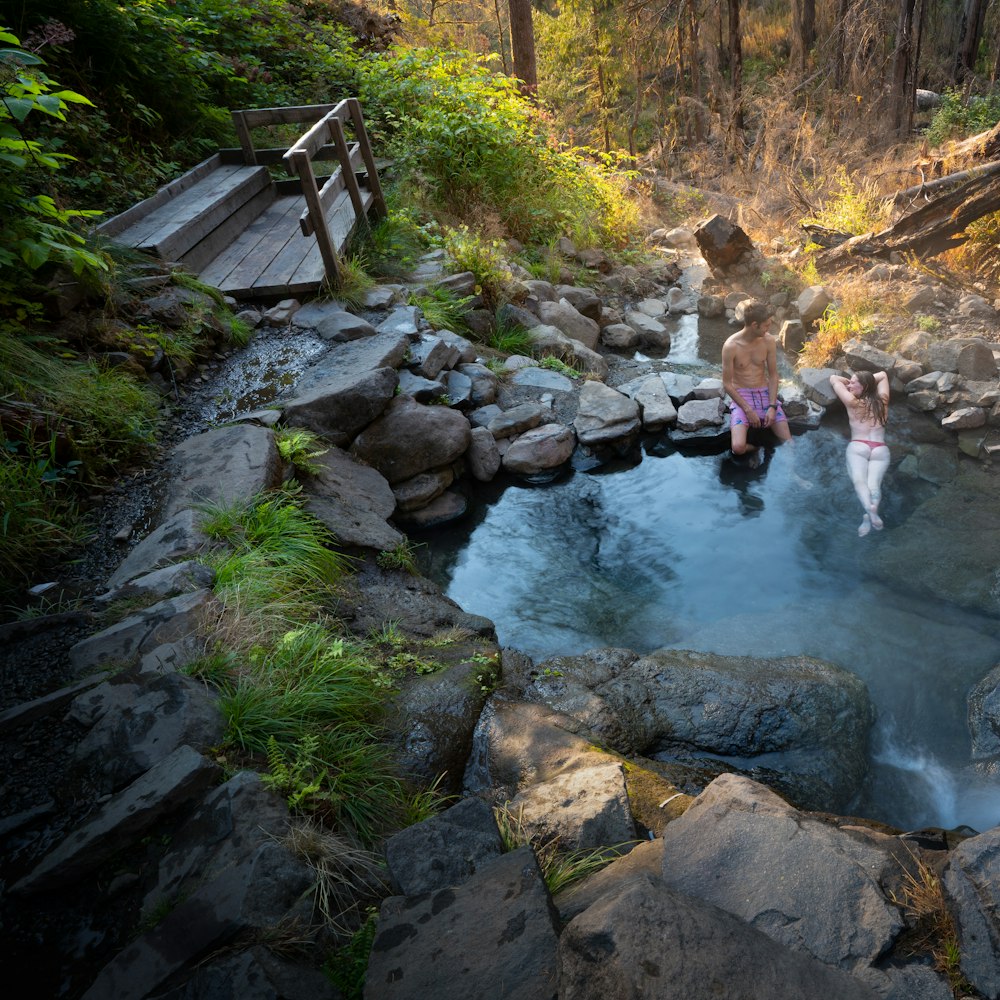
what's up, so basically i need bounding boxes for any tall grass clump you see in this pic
[196,489,408,842]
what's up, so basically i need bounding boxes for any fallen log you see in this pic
[893,158,1000,205]
[815,170,1000,272]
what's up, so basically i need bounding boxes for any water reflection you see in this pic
[422,420,1000,832]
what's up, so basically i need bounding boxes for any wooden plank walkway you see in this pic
[95,101,385,300]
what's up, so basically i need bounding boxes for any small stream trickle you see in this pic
[420,311,1000,833]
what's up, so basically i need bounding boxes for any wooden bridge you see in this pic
[97,99,386,299]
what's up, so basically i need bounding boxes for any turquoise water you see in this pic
[419,318,1000,832]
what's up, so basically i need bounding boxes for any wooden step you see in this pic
[107,163,270,263]
[198,188,374,298]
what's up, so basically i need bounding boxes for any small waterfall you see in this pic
[873,733,1000,833]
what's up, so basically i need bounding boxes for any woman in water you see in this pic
[829,370,890,537]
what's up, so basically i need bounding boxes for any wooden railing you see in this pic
[231,100,386,283]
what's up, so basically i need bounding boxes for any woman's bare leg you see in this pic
[845,442,873,513]
[867,447,890,529]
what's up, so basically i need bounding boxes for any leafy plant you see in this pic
[915,314,941,333]
[801,166,892,237]
[539,356,581,378]
[441,225,512,309]
[327,906,380,1000]
[275,426,329,476]
[926,89,1000,147]
[0,29,108,314]
[798,304,873,368]
[376,541,422,575]
[409,286,472,334]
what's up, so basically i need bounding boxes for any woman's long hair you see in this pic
[855,371,887,425]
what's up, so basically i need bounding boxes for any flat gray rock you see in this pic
[660,774,904,972]
[162,424,283,520]
[282,366,399,448]
[507,759,636,851]
[558,873,880,1000]
[106,509,210,590]
[69,589,219,674]
[385,797,504,896]
[512,367,575,393]
[13,746,220,894]
[70,667,224,791]
[365,847,559,1000]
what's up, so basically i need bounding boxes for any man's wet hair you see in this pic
[742,301,772,326]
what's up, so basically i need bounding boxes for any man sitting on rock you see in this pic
[721,300,792,459]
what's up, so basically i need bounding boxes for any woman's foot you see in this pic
[858,514,872,538]
[869,505,883,530]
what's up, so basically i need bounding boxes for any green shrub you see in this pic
[926,89,1000,147]
[0,29,109,314]
[801,166,892,237]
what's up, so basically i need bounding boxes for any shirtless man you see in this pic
[721,300,791,457]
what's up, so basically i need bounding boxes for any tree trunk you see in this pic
[890,0,916,136]
[508,0,537,94]
[815,170,1000,271]
[954,0,990,83]
[728,0,743,134]
[790,0,816,75]
[834,0,851,90]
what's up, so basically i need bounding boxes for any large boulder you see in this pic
[384,797,504,896]
[796,285,832,326]
[869,466,1000,616]
[302,445,404,551]
[558,873,881,1000]
[537,299,600,350]
[506,759,637,851]
[349,395,470,484]
[162,425,284,520]
[528,646,874,811]
[386,659,496,789]
[943,826,1000,998]
[694,215,756,272]
[967,663,1000,771]
[280,330,408,446]
[660,775,905,972]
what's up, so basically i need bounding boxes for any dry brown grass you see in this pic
[283,819,389,936]
[889,853,973,995]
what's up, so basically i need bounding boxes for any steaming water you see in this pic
[421,315,1000,833]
